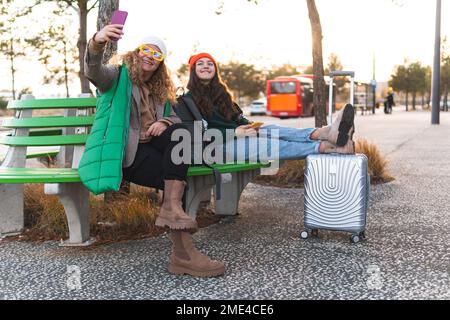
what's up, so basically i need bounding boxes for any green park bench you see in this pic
[0,96,269,246]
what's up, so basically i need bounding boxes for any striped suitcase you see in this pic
[301,153,370,243]
[301,71,370,243]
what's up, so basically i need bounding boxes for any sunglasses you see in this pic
[138,45,164,62]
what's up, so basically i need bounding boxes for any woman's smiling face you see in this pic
[138,44,162,74]
[195,58,216,83]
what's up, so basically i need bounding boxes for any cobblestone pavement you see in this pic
[0,108,449,299]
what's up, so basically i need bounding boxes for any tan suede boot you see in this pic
[321,139,355,155]
[155,180,198,231]
[314,103,355,147]
[168,230,225,277]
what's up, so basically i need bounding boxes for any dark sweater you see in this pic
[186,92,250,138]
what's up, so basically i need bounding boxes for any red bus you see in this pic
[266,75,314,118]
[266,74,334,118]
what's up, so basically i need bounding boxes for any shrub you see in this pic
[355,138,395,184]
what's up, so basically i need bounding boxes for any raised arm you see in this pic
[84,24,125,93]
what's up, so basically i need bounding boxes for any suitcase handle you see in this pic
[328,71,355,124]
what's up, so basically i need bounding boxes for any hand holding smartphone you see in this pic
[110,10,128,41]
[249,121,264,129]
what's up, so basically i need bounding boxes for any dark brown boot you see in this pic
[155,180,197,231]
[168,230,225,277]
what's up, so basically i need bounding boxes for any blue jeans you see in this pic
[222,125,320,162]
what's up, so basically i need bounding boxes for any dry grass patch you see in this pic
[355,138,395,184]
[21,184,221,243]
[0,109,13,117]
[253,160,306,188]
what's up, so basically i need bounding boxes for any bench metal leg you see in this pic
[214,169,261,216]
[45,183,92,246]
[0,184,24,236]
[185,176,215,219]
[0,106,31,237]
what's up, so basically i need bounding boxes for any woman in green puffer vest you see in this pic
[84,24,225,278]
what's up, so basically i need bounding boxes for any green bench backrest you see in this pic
[0,98,96,147]
[7,98,97,110]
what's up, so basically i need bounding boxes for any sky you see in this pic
[0,0,449,98]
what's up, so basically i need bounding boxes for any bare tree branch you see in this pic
[88,0,99,12]
[62,0,78,13]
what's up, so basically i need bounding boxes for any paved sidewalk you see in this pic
[0,107,449,299]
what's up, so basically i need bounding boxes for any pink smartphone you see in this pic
[110,10,128,41]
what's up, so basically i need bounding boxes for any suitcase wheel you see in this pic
[350,234,360,243]
[301,229,319,240]
[300,231,309,240]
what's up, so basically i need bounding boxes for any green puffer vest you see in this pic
[78,65,132,195]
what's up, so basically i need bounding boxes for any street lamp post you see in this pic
[431,0,441,124]
[372,53,376,114]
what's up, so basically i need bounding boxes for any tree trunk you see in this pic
[97,0,119,64]
[9,38,16,100]
[63,39,70,98]
[444,85,448,112]
[405,91,409,111]
[412,92,416,110]
[77,0,91,93]
[306,0,327,127]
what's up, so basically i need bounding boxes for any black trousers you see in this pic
[122,123,189,190]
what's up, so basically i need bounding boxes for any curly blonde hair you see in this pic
[111,49,176,104]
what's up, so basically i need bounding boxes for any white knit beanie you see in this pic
[137,36,167,58]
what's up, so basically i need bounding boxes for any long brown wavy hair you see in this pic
[186,64,237,120]
[111,49,176,104]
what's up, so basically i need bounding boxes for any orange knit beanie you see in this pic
[188,52,217,70]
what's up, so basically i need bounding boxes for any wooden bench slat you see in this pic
[0,167,81,183]
[0,134,88,146]
[2,116,95,128]
[7,98,96,110]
